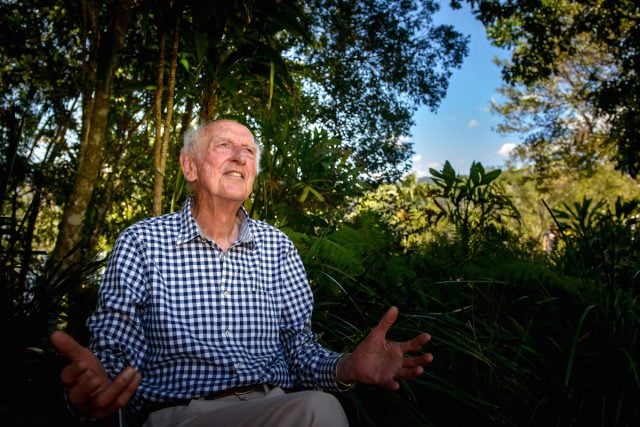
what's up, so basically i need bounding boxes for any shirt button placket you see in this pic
[220,251,231,340]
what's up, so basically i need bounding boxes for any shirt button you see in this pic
[224,330,231,337]
[222,291,230,298]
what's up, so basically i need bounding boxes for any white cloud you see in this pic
[497,142,517,157]
[468,119,479,129]
[410,154,428,177]
[410,154,439,178]
[412,168,429,178]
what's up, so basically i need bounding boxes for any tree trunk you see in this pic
[49,0,134,270]
[152,31,166,215]
[152,18,180,216]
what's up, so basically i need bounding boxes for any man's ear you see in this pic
[180,153,197,182]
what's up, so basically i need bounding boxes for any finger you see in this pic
[401,352,434,369]
[113,369,142,409]
[393,365,426,381]
[51,330,92,362]
[399,332,431,353]
[96,366,138,402]
[66,372,107,410]
[67,378,102,407]
[59,359,91,385]
[93,367,141,412]
[382,377,401,391]
[91,371,139,421]
[373,306,399,336]
[60,362,101,390]
[71,367,140,418]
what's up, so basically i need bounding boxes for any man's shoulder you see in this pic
[247,218,293,243]
[248,217,282,233]
[120,210,183,240]
[132,210,181,228]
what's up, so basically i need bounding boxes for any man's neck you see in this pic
[191,197,242,250]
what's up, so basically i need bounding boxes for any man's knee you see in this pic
[288,391,348,427]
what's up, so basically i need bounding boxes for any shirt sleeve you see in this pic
[87,228,149,379]
[277,238,346,391]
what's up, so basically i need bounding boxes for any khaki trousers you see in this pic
[143,387,349,427]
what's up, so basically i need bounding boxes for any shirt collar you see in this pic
[176,197,255,248]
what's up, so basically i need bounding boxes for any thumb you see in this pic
[50,330,89,362]
[373,306,399,336]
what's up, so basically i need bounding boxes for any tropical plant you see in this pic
[429,161,521,255]
[552,195,640,290]
[350,174,438,250]
[250,109,364,231]
[1,240,105,425]
[545,195,640,426]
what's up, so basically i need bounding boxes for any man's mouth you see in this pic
[225,171,244,178]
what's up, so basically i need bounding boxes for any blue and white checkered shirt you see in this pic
[87,197,344,415]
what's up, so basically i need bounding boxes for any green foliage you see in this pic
[2,1,640,425]
[1,242,105,425]
[352,162,522,255]
[498,162,640,252]
[552,195,640,290]
[490,33,612,183]
[469,0,640,177]
[250,112,364,231]
[546,196,640,426]
[341,160,640,425]
[350,174,436,250]
[429,161,521,255]
[303,0,469,184]
[286,212,437,425]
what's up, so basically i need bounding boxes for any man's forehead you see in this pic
[205,121,253,141]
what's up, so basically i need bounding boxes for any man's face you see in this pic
[183,120,258,204]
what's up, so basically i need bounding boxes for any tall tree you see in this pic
[2,0,470,269]
[466,0,640,177]
[0,0,85,253]
[182,0,309,121]
[301,0,469,184]
[152,6,180,216]
[49,0,136,268]
[491,34,615,186]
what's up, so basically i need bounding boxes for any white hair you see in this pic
[181,119,261,173]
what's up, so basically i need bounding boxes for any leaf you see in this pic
[299,185,325,203]
[483,169,502,185]
[442,160,457,183]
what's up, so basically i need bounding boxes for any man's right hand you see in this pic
[50,330,142,419]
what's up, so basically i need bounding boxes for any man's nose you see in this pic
[229,145,247,163]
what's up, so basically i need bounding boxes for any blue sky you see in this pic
[410,3,516,177]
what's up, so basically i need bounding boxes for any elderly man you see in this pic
[51,119,433,427]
